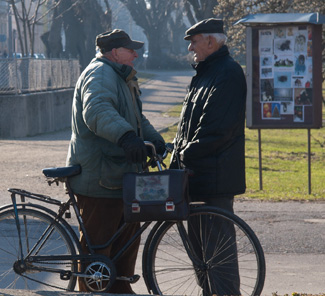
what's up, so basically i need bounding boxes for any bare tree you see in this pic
[7,0,61,56]
[184,0,220,25]
[119,0,181,69]
[43,0,112,70]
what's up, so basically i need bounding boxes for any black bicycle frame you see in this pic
[9,186,154,271]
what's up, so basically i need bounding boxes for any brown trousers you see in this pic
[76,194,140,294]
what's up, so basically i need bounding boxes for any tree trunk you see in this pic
[42,0,111,70]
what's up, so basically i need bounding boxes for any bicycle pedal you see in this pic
[60,270,71,280]
[116,274,140,283]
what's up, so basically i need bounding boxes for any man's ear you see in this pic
[111,48,118,58]
[209,35,221,51]
[208,35,216,48]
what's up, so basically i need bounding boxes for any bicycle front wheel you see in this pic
[0,208,77,290]
[146,205,265,296]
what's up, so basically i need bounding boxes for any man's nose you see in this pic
[188,43,193,51]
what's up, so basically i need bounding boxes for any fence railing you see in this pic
[0,58,80,94]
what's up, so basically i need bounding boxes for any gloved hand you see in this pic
[165,142,174,153]
[146,140,166,157]
[118,131,147,164]
[154,140,166,155]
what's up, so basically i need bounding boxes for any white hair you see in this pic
[202,33,227,46]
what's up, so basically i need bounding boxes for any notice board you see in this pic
[236,13,324,129]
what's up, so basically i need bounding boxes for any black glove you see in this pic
[165,142,174,153]
[154,140,166,155]
[147,140,166,156]
[118,131,147,164]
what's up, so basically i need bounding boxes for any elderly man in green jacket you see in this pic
[66,29,165,294]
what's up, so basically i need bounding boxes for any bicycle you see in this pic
[0,142,265,295]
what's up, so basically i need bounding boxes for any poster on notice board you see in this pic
[258,25,313,124]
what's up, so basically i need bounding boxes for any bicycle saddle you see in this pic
[42,165,81,178]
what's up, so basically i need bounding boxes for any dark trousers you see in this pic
[76,195,140,294]
[188,196,240,296]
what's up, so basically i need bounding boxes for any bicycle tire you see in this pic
[146,205,265,296]
[0,202,83,254]
[0,208,77,290]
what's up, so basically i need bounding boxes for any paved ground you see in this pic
[0,70,325,295]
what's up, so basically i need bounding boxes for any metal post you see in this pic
[307,129,311,194]
[258,129,263,190]
[8,4,13,57]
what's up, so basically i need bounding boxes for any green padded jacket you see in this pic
[66,57,164,198]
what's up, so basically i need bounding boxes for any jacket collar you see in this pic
[95,56,137,82]
[192,45,229,72]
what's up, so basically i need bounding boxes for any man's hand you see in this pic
[118,131,147,163]
[153,140,166,155]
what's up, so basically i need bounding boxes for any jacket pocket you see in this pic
[189,172,217,196]
[99,156,136,190]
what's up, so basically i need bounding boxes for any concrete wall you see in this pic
[0,89,74,138]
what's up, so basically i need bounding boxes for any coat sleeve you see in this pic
[182,65,246,161]
[141,114,165,143]
[81,67,134,144]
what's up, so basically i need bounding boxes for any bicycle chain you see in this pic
[18,259,76,290]
[20,274,70,291]
[21,256,110,290]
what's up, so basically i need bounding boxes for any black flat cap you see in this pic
[96,29,144,52]
[184,18,224,40]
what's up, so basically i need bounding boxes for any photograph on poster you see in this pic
[261,55,273,66]
[260,79,274,101]
[274,72,292,88]
[292,76,306,88]
[275,27,286,38]
[294,54,307,75]
[281,102,294,115]
[274,88,293,101]
[259,29,274,55]
[292,76,312,88]
[274,38,294,55]
[294,88,312,105]
[262,102,281,119]
[294,106,304,122]
[274,55,294,69]
[286,27,297,37]
[307,41,312,56]
[307,26,312,40]
[261,67,273,78]
[294,32,308,52]
[306,57,313,75]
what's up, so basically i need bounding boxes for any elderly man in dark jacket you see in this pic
[170,18,247,295]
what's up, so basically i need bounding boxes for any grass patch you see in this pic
[160,104,325,201]
[137,72,156,84]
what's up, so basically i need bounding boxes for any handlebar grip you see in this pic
[165,142,174,153]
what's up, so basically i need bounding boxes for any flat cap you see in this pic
[96,29,144,52]
[184,18,224,40]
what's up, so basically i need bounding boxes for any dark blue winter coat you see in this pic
[170,45,247,197]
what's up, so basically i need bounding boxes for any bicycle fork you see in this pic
[176,221,213,295]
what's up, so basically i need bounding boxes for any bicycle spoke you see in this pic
[146,205,265,296]
[0,208,77,290]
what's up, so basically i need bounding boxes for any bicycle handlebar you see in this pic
[144,141,173,172]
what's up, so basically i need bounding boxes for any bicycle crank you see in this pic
[79,259,116,292]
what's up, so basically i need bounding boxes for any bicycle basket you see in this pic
[122,169,189,223]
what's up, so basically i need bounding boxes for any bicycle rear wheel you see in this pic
[0,208,77,290]
[146,205,265,296]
